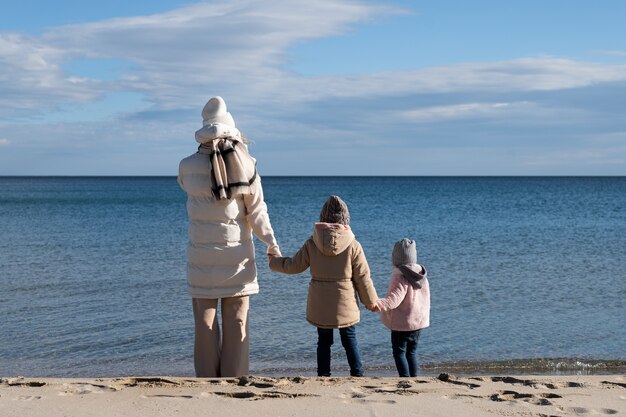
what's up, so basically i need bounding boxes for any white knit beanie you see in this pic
[201,96,236,128]
[392,238,417,266]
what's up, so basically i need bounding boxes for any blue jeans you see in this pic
[317,326,364,377]
[391,330,421,377]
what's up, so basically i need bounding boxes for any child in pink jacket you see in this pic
[374,238,430,377]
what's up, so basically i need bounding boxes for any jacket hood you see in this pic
[195,122,241,144]
[393,263,427,288]
[312,222,355,256]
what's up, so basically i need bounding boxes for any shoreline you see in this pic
[257,358,626,378]
[2,374,625,417]
[6,357,626,378]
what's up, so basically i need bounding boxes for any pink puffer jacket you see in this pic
[376,264,430,331]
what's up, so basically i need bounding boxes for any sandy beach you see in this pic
[2,374,624,417]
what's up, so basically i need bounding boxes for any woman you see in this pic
[178,96,281,377]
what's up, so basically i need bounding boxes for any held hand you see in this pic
[268,253,281,268]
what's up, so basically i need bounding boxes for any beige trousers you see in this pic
[192,296,250,377]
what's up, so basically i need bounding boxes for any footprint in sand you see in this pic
[358,381,420,396]
[557,406,613,415]
[15,395,42,401]
[571,406,590,414]
[539,393,562,399]
[338,387,397,405]
[453,393,483,401]
[237,376,285,389]
[3,379,46,387]
[202,377,316,401]
[349,388,368,399]
[213,391,258,399]
[438,373,481,389]
[204,379,231,385]
[396,381,412,389]
[234,376,307,390]
[491,376,584,390]
[558,406,620,415]
[257,391,316,399]
[140,394,194,399]
[339,388,367,400]
[212,390,317,400]
[115,377,183,388]
[489,390,554,406]
[338,387,368,401]
[602,381,626,389]
[59,382,117,396]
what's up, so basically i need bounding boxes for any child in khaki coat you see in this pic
[269,195,378,376]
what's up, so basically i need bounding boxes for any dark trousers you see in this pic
[391,329,421,377]
[317,326,364,377]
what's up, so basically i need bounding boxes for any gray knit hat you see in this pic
[319,195,350,225]
[392,238,417,266]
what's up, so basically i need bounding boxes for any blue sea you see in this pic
[1,176,625,377]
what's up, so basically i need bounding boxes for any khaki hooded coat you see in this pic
[269,223,378,328]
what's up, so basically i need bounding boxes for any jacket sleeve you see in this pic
[242,179,281,256]
[269,240,311,275]
[376,275,408,312]
[351,241,378,306]
[177,161,185,190]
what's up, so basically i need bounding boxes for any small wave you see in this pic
[253,358,626,377]
[254,358,626,377]
[417,358,626,375]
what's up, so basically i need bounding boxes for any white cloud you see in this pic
[4,0,626,119]
[1,1,625,175]
[289,58,626,103]
[0,34,101,116]
[399,102,531,123]
[0,138,10,145]
[0,0,400,117]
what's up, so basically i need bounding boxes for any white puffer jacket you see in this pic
[178,143,280,299]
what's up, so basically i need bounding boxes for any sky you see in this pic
[1,0,625,175]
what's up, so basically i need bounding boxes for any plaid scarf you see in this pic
[199,138,259,200]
